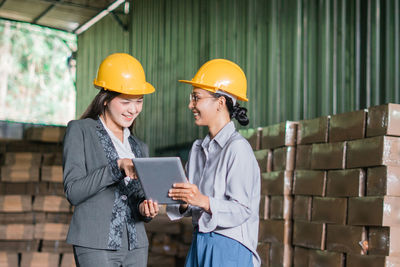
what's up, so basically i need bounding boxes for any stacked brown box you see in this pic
[145,214,192,266]
[20,252,59,267]
[0,251,18,266]
[0,136,200,267]
[258,121,297,267]
[342,104,400,265]
[291,104,400,266]
[291,117,330,265]
[0,152,41,182]
[239,127,262,150]
[24,126,66,143]
[60,253,76,267]
[0,131,75,266]
[292,110,368,266]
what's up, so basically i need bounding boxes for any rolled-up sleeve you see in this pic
[198,140,259,232]
[167,204,193,220]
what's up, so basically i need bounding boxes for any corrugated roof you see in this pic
[0,0,123,33]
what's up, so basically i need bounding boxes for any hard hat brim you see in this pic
[94,79,155,95]
[179,80,248,102]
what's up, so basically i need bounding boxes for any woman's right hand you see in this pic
[117,158,137,179]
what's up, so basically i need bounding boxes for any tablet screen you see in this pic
[132,157,187,204]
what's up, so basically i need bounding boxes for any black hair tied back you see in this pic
[214,93,250,126]
[231,103,249,126]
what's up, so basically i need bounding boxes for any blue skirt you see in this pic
[185,230,253,267]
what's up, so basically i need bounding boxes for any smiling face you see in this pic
[104,94,144,131]
[188,88,219,126]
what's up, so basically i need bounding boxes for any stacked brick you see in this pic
[249,121,297,266]
[0,126,75,267]
[249,103,400,267]
[0,126,193,267]
[145,212,192,267]
[292,104,400,266]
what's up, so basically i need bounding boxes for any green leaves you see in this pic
[0,19,77,126]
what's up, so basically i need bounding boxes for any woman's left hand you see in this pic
[168,183,210,213]
[139,200,159,218]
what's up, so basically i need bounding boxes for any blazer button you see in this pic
[121,195,127,201]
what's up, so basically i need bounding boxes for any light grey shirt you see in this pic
[167,121,261,266]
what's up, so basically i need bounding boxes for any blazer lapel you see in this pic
[128,136,143,158]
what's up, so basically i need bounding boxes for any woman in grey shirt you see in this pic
[63,53,159,267]
[167,59,261,267]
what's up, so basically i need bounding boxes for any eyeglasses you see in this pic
[189,93,215,103]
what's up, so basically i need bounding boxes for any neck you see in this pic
[208,114,231,139]
[100,114,123,141]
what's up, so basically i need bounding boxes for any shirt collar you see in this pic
[201,121,236,149]
[99,116,130,144]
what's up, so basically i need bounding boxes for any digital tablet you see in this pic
[132,157,187,204]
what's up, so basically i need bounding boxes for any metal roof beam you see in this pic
[35,0,124,14]
[111,10,127,31]
[32,0,60,24]
[0,0,7,9]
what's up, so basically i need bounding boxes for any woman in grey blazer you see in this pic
[63,53,159,267]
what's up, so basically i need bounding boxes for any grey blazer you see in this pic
[63,118,149,250]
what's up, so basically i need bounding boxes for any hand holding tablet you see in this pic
[132,157,187,204]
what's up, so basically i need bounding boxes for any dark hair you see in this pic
[80,89,136,132]
[213,93,249,126]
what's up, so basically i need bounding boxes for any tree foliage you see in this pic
[0,19,77,126]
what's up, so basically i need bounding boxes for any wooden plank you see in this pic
[0,224,34,240]
[0,152,41,166]
[34,223,68,240]
[0,252,18,267]
[41,240,73,253]
[1,166,40,182]
[0,212,43,224]
[41,166,63,183]
[42,153,62,166]
[0,182,47,195]
[0,195,32,212]
[25,126,66,143]
[20,252,60,267]
[0,240,39,252]
[33,196,70,213]
[60,253,76,267]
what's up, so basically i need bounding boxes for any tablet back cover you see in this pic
[132,157,186,204]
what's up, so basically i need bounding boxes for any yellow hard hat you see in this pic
[179,59,248,102]
[93,53,155,95]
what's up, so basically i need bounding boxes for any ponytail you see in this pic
[213,93,249,126]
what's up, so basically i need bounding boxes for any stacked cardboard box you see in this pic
[255,103,400,267]
[257,121,298,267]
[0,131,194,267]
[24,126,66,143]
[291,104,400,266]
[145,211,193,266]
[0,137,74,267]
[239,127,262,151]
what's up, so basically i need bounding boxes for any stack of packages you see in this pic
[248,103,400,267]
[341,103,400,266]
[254,122,297,266]
[0,126,75,267]
[292,113,340,266]
[145,209,193,266]
[292,103,400,266]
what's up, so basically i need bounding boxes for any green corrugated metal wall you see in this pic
[76,0,400,153]
[76,15,130,113]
